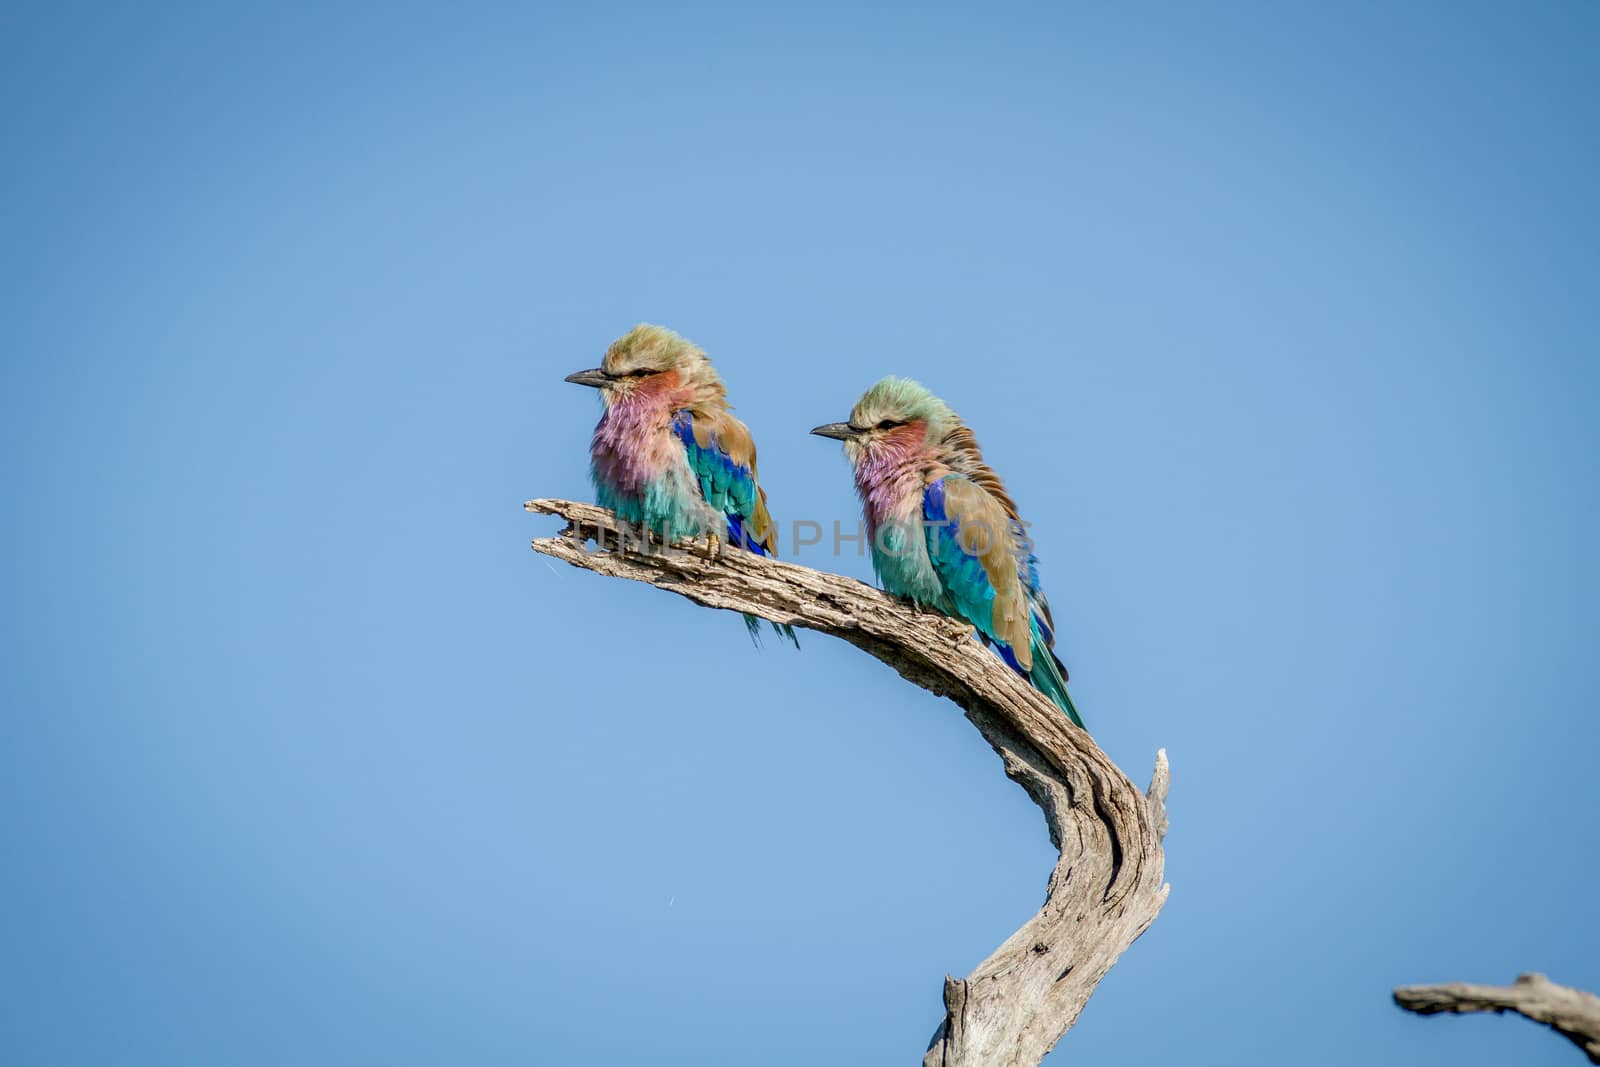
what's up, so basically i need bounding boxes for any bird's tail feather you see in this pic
[743,613,800,649]
[1029,627,1084,729]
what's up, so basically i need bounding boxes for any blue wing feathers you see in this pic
[673,410,794,647]
[673,409,761,537]
[671,411,695,447]
[923,476,1079,724]
[726,513,771,556]
[923,477,1003,642]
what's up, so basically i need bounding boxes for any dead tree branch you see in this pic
[1394,973,1600,1063]
[526,498,1170,1066]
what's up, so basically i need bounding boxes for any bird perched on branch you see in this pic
[566,323,797,646]
[811,377,1081,726]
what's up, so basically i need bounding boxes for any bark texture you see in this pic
[527,498,1170,1066]
[1394,973,1600,1063]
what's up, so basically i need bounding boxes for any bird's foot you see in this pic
[703,531,723,560]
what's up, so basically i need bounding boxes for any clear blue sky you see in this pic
[3,2,1596,1064]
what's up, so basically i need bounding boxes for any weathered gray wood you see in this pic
[1395,973,1600,1063]
[527,497,1170,1066]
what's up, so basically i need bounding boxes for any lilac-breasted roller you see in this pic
[811,377,1082,726]
[566,323,797,645]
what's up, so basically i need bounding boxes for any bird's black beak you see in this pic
[809,422,858,441]
[564,368,611,389]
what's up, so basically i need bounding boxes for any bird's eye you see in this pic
[626,368,653,378]
[876,419,904,430]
